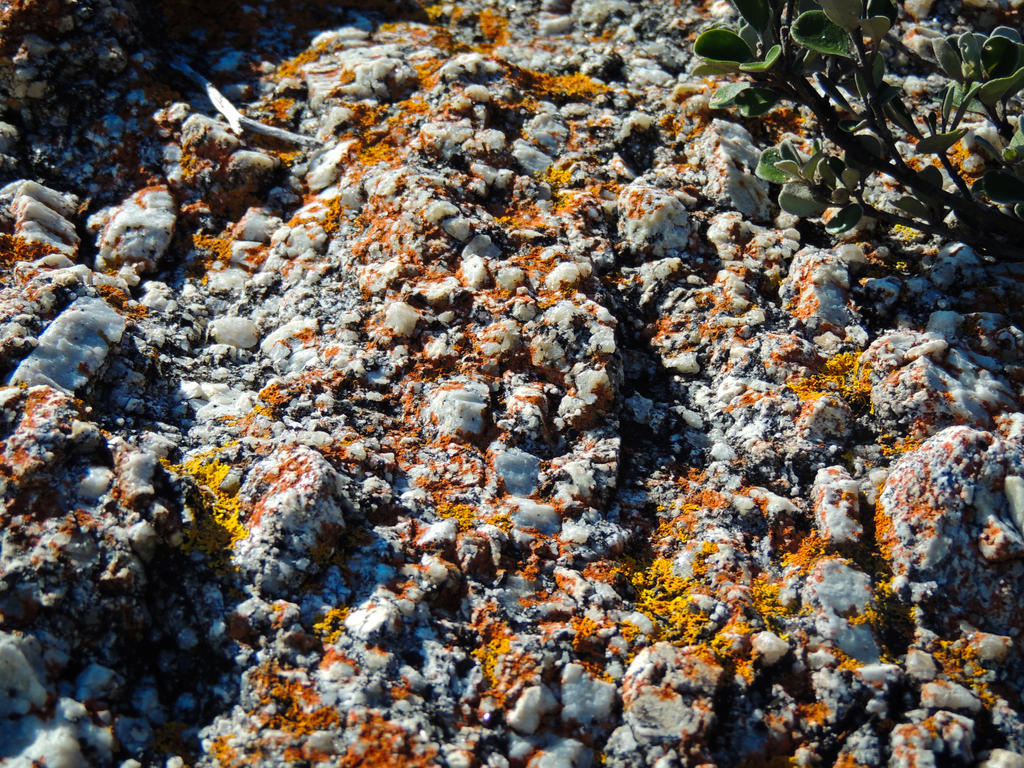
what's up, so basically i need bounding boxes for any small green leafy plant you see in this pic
[693,0,1024,257]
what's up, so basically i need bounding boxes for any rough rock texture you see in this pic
[2,0,1024,767]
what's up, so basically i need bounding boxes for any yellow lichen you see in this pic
[489,510,513,533]
[472,635,512,688]
[877,433,923,456]
[249,661,341,735]
[628,557,710,645]
[161,447,247,567]
[477,8,508,47]
[933,639,996,707]
[312,606,350,645]
[787,351,872,409]
[750,576,798,635]
[437,501,476,531]
[890,223,924,243]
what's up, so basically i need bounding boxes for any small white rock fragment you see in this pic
[560,663,616,726]
[509,497,560,533]
[11,297,125,393]
[920,680,982,713]
[812,466,863,544]
[494,447,540,496]
[209,317,259,349]
[752,631,789,666]
[92,187,176,273]
[345,601,400,641]
[905,650,937,681]
[979,750,1024,768]
[384,301,420,337]
[507,685,558,734]
[425,379,490,437]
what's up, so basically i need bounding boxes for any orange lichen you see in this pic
[505,64,611,103]
[571,615,614,678]
[249,661,341,735]
[781,531,828,574]
[799,700,832,727]
[208,735,242,768]
[0,233,57,268]
[95,284,148,320]
[477,8,509,48]
[338,711,440,767]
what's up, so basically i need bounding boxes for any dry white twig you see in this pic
[170,58,319,147]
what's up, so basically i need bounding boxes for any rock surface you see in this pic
[1,1,1024,767]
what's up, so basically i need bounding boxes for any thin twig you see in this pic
[169,58,320,147]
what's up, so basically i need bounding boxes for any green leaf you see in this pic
[779,140,802,163]
[872,53,886,86]
[738,20,760,53]
[802,151,826,180]
[976,171,1024,204]
[733,86,779,116]
[739,44,782,72]
[972,135,1001,160]
[830,187,851,205]
[894,195,932,219]
[884,98,922,139]
[819,0,861,30]
[950,82,982,129]
[876,83,901,106]
[839,118,869,132]
[791,10,853,58]
[855,133,884,157]
[992,25,1023,44]
[932,37,963,82]
[755,147,789,183]
[694,28,753,63]
[959,32,985,82]
[977,65,1024,106]
[940,84,955,127]
[818,156,843,187]
[773,159,805,179]
[841,167,861,189]
[711,82,751,108]
[860,15,891,44]
[982,35,1020,79]
[732,0,772,33]
[779,182,829,217]
[854,71,871,100]
[826,203,863,234]
[817,73,853,110]
[917,165,944,191]
[693,61,743,75]
[914,128,968,155]
[866,0,898,24]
